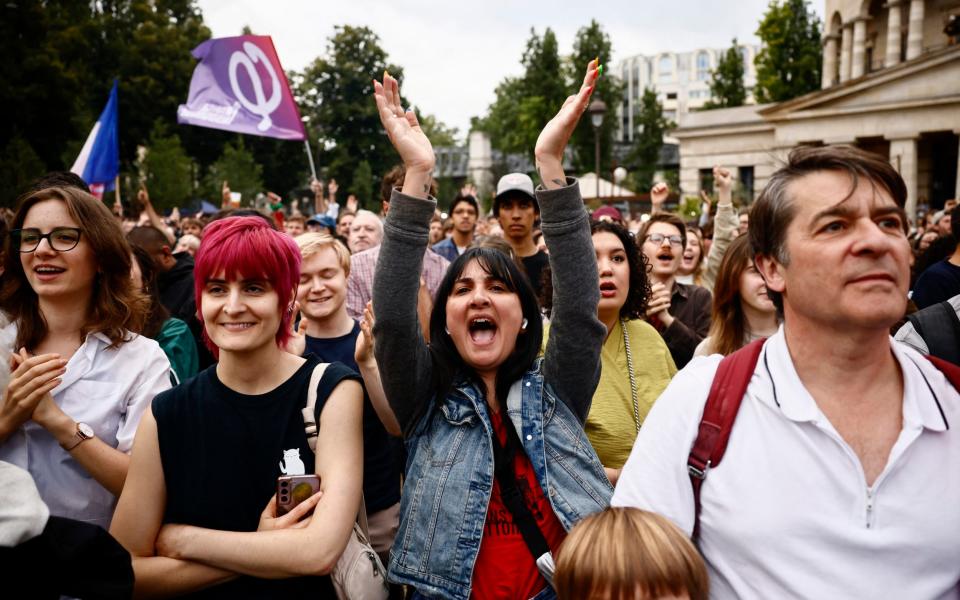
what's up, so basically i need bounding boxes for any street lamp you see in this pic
[588,99,607,200]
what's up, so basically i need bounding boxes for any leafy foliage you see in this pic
[626,88,672,192]
[204,138,263,205]
[0,1,210,205]
[142,121,193,210]
[296,26,405,201]
[704,39,747,109]
[754,0,822,103]
[566,20,622,176]
[349,160,374,208]
[473,28,567,161]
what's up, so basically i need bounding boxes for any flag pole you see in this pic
[114,175,121,215]
[304,140,318,181]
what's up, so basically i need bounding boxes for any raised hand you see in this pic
[346,194,359,213]
[373,72,435,198]
[535,59,601,189]
[650,182,669,207]
[138,184,151,207]
[713,166,733,191]
[355,302,376,366]
[221,181,231,206]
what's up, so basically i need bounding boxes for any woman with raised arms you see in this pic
[371,62,612,599]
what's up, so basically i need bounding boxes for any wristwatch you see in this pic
[63,422,94,451]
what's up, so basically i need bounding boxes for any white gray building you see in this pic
[613,44,761,144]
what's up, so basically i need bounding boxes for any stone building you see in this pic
[673,0,960,220]
[614,44,761,145]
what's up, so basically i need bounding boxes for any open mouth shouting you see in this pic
[599,281,618,298]
[656,250,675,266]
[468,316,498,346]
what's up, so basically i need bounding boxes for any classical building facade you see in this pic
[613,44,761,144]
[673,0,960,220]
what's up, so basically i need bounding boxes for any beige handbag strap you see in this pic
[301,362,371,538]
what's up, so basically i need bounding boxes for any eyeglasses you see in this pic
[644,233,684,247]
[12,227,83,253]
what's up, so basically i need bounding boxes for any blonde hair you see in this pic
[295,232,351,277]
[555,508,708,600]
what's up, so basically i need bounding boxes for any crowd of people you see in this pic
[2,59,960,600]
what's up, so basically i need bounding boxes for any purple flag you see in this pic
[178,35,306,140]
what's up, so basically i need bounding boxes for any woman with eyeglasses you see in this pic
[0,186,172,529]
[639,213,712,369]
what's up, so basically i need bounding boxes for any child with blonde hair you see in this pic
[555,508,708,600]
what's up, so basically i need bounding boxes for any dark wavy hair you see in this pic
[1,186,148,350]
[591,220,650,320]
[541,221,650,320]
[429,247,544,406]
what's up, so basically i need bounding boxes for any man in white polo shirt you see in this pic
[613,145,960,598]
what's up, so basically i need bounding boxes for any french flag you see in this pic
[71,80,119,198]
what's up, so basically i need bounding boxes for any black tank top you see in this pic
[152,356,357,599]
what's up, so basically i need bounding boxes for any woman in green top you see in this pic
[588,220,676,483]
[542,219,676,482]
[131,246,199,384]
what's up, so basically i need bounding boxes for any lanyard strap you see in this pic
[490,413,551,561]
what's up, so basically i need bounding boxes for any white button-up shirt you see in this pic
[613,326,960,599]
[0,327,172,529]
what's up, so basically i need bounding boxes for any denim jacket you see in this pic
[391,364,612,598]
[373,181,611,599]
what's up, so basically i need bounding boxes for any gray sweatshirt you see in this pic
[372,179,605,433]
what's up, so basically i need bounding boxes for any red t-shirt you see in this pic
[471,410,567,600]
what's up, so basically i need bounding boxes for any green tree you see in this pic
[566,20,623,176]
[0,1,210,176]
[205,138,263,205]
[473,28,567,159]
[296,26,405,194]
[0,136,47,206]
[417,113,460,147]
[626,88,672,192]
[142,121,193,210]
[754,0,822,103]
[349,160,374,207]
[704,39,747,109]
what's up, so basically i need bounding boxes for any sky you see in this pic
[196,0,825,140]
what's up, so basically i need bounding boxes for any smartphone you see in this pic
[276,474,320,516]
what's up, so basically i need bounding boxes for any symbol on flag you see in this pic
[178,35,305,141]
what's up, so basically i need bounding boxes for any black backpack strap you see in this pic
[908,301,960,365]
[490,414,551,561]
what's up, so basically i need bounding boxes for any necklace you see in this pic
[620,317,641,433]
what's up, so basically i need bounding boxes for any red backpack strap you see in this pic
[925,354,960,393]
[687,338,766,541]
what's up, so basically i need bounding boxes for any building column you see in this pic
[906,0,925,60]
[890,137,919,219]
[840,23,853,82]
[885,1,903,67]
[822,34,840,88]
[851,18,868,78]
[954,131,960,201]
